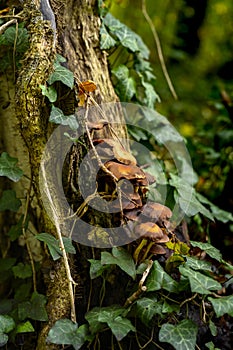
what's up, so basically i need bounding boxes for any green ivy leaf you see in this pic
[0,315,15,347]
[162,300,180,314]
[15,321,34,334]
[209,320,217,336]
[107,316,135,341]
[0,152,23,182]
[159,319,198,350]
[49,105,79,130]
[103,13,149,57]
[0,258,16,273]
[100,24,117,49]
[18,292,48,322]
[47,319,88,350]
[12,263,32,279]
[7,215,29,241]
[101,247,136,279]
[140,79,160,108]
[85,305,127,335]
[185,257,212,272]
[0,190,21,212]
[95,306,135,341]
[0,315,15,334]
[85,307,106,334]
[88,259,109,279]
[36,233,76,261]
[2,26,28,52]
[179,265,222,294]
[146,260,179,293]
[136,297,162,326]
[205,341,221,350]
[208,295,233,317]
[196,193,233,223]
[48,61,74,88]
[40,85,57,103]
[170,174,214,220]
[0,333,8,347]
[55,54,66,63]
[190,241,222,262]
[112,65,136,101]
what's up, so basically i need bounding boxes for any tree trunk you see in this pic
[5,0,128,349]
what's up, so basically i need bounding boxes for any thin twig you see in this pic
[41,161,78,323]
[180,293,198,308]
[22,182,37,292]
[140,327,154,349]
[0,19,16,35]
[13,19,18,81]
[124,259,153,307]
[142,0,178,100]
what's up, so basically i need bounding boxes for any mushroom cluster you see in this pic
[90,135,173,262]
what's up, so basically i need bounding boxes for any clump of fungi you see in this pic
[86,121,173,261]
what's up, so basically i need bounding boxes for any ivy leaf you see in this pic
[0,190,21,212]
[0,152,23,182]
[85,307,105,334]
[15,321,34,334]
[36,233,76,261]
[170,174,214,220]
[47,319,88,350]
[18,292,48,321]
[196,193,233,223]
[103,13,149,56]
[185,257,212,272]
[190,241,222,262]
[0,315,15,334]
[88,259,109,279]
[146,260,179,293]
[36,232,60,260]
[136,297,163,326]
[0,315,15,347]
[40,85,57,103]
[141,79,160,108]
[209,320,217,336]
[101,247,136,279]
[179,265,222,294]
[3,26,28,52]
[114,27,138,52]
[205,341,221,350]
[7,215,24,241]
[100,24,116,49]
[162,300,180,314]
[95,306,135,341]
[107,316,135,341]
[159,319,198,350]
[208,295,233,317]
[48,63,74,88]
[0,258,16,273]
[49,105,79,130]
[12,263,32,279]
[55,54,66,63]
[112,65,136,101]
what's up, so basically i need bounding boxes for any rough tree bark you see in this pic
[1,0,128,349]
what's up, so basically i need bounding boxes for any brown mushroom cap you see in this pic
[94,139,137,165]
[105,161,146,181]
[135,222,164,241]
[87,120,109,130]
[149,244,166,255]
[141,201,172,222]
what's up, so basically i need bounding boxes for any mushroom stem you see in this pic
[140,241,155,262]
[133,239,147,263]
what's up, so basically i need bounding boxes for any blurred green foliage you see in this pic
[111,1,233,204]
